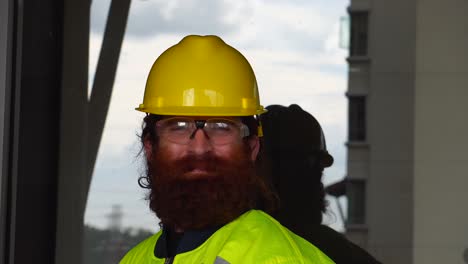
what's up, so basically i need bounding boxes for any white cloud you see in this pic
[227,0,346,52]
[125,0,237,37]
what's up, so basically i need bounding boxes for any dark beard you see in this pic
[148,146,258,231]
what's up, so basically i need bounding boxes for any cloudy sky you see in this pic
[84,0,350,232]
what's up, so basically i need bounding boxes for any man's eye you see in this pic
[164,120,190,131]
[214,122,232,130]
[170,122,189,130]
[216,122,229,129]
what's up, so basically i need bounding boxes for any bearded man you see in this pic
[120,35,334,264]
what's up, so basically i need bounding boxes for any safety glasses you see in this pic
[155,117,250,145]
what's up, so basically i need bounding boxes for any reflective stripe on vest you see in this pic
[214,256,230,264]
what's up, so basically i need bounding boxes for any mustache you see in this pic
[177,153,218,173]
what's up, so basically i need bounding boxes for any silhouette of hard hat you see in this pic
[261,104,333,168]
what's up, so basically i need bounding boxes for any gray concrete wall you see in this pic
[366,0,417,263]
[413,0,468,263]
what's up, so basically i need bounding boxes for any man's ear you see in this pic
[247,136,260,161]
[143,137,153,160]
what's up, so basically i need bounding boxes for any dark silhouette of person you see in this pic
[259,104,381,264]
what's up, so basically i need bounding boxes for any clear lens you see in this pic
[156,117,250,145]
[163,118,193,133]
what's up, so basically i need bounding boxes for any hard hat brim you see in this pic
[135,106,267,116]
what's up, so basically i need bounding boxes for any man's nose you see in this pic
[187,129,213,154]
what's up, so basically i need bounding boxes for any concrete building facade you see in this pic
[345,0,468,263]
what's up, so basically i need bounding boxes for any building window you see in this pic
[349,12,368,56]
[348,96,366,141]
[346,179,366,225]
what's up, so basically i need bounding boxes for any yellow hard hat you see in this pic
[136,35,266,116]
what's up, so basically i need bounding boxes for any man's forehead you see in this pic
[160,116,243,121]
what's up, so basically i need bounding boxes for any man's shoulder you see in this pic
[218,210,335,263]
[120,231,162,264]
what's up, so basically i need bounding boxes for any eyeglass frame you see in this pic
[154,116,252,145]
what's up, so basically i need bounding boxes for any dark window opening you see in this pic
[350,12,368,56]
[348,96,366,141]
[346,179,366,225]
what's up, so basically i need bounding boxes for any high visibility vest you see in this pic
[120,210,334,264]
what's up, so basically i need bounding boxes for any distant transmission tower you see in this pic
[106,204,125,263]
[107,204,123,232]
